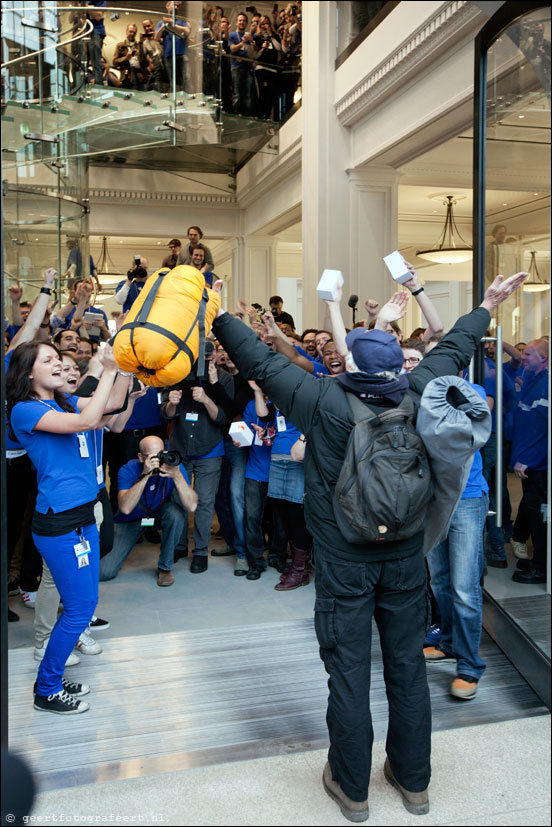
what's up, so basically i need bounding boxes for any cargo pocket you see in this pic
[314,597,337,650]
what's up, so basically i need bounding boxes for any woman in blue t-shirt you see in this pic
[7,341,120,715]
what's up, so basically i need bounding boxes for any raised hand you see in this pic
[191,386,207,404]
[248,379,262,393]
[9,281,23,303]
[376,291,410,327]
[43,268,57,289]
[480,272,529,313]
[401,261,419,292]
[168,389,183,406]
[99,344,117,371]
[364,299,380,317]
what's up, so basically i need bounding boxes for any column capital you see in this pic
[347,165,401,187]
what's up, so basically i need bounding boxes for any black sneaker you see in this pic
[33,678,91,697]
[33,689,90,714]
[8,609,19,622]
[89,615,110,631]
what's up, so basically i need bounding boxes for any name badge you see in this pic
[96,465,104,485]
[254,432,263,446]
[157,392,163,405]
[186,412,199,422]
[74,538,91,567]
[276,414,286,432]
[141,517,155,527]
[77,433,89,457]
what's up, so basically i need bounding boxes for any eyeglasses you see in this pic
[404,357,421,364]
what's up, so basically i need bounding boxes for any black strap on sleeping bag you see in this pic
[120,270,210,377]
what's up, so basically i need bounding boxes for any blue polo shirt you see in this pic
[461,384,489,500]
[114,459,190,523]
[124,387,162,431]
[294,344,329,375]
[510,369,549,471]
[229,31,252,70]
[272,409,300,456]
[243,399,272,482]
[155,19,189,58]
[87,1,106,36]
[116,279,146,314]
[10,395,97,513]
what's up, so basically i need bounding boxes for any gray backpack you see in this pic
[333,394,432,544]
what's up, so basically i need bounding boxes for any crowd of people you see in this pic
[3,240,545,816]
[84,2,302,121]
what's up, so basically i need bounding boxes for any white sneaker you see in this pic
[34,638,80,667]
[511,540,532,560]
[21,590,37,609]
[74,628,102,656]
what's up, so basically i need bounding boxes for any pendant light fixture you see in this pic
[417,195,473,264]
[522,250,550,292]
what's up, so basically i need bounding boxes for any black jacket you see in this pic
[213,307,491,562]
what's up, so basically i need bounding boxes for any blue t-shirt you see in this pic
[510,369,549,471]
[294,344,329,376]
[116,279,146,314]
[10,395,98,513]
[271,410,300,456]
[6,323,22,343]
[124,387,162,431]
[66,249,96,277]
[87,1,106,36]
[155,19,189,58]
[243,399,272,482]
[114,459,190,523]
[62,304,107,344]
[229,31,252,70]
[189,439,225,461]
[461,384,490,500]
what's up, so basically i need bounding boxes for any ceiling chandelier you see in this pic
[523,250,550,292]
[417,195,473,264]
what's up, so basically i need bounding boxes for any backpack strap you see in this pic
[117,271,209,377]
[346,392,413,428]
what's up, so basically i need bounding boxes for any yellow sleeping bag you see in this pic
[113,265,220,387]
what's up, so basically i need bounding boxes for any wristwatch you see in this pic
[412,286,424,296]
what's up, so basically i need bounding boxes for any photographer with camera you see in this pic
[115,256,149,313]
[99,436,197,586]
[113,24,149,90]
[140,19,166,92]
[161,343,233,574]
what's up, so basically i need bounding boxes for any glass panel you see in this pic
[336,1,396,61]
[483,9,550,615]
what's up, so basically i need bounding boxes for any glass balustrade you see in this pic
[2,3,299,308]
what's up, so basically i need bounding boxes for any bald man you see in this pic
[99,436,197,586]
[510,339,549,585]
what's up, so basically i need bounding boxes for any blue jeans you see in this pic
[231,68,253,115]
[99,500,186,580]
[224,437,248,559]
[33,522,99,696]
[87,33,105,85]
[482,434,506,561]
[427,496,487,680]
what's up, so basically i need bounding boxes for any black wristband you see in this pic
[412,286,424,296]
[40,287,52,295]
[70,299,78,305]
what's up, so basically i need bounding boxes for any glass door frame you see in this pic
[473,1,551,711]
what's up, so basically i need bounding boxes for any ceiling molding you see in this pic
[87,188,238,207]
[335,1,485,128]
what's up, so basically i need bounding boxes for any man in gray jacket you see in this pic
[210,271,526,822]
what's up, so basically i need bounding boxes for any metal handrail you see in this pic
[1,18,93,70]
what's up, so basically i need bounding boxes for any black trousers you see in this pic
[314,543,431,802]
[513,469,548,573]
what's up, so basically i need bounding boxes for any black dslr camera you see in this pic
[151,449,182,474]
[128,254,147,280]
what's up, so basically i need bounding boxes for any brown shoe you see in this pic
[423,645,456,662]
[384,758,429,815]
[157,568,174,587]
[451,676,478,700]
[274,545,310,591]
[322,762,369,823]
